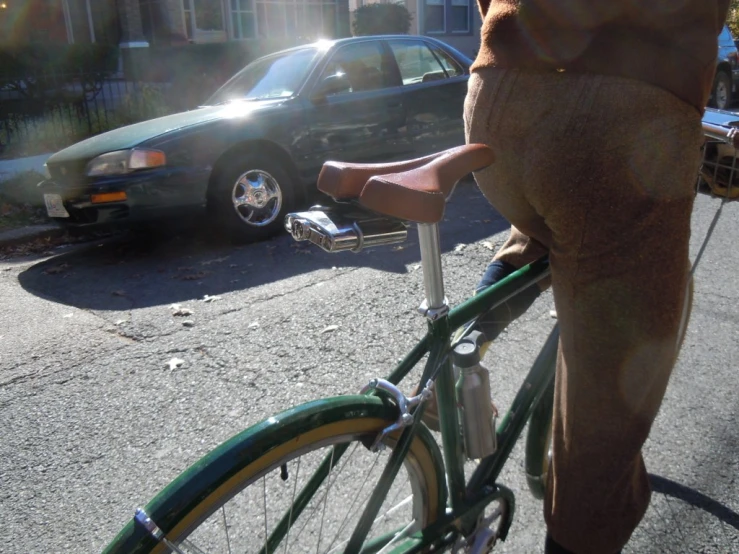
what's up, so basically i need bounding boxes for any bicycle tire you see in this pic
[104,395,446,554]
[524,379,554,500]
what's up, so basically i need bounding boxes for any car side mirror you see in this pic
[312,73,351,103]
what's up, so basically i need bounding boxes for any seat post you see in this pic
[417,223,447,315]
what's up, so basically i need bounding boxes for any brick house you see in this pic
[350,0,481,59]
[0,0,350,51]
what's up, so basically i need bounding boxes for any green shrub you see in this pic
[352,4,412,36]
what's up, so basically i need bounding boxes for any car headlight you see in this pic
[86,149,166,176]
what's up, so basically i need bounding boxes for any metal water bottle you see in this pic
[454,330,497,459]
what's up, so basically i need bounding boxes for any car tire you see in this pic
[711,71,733,110]
[209,154,295,242]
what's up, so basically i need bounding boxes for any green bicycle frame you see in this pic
[265,256,559,554]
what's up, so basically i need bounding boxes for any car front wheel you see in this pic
[712,71,733,110]
[210,155,295,241]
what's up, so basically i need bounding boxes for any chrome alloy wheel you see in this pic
[231,169,283,227]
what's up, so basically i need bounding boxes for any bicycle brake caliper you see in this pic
[359,378,434,451]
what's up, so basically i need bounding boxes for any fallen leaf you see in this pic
[62,313,73,318]
[550,310,558,319]
[180,271,209,281]
[201,256,229,266]
[481,241,495,250]
[321,325,339,334]
[203,294,221,302]
[44,263,70,275]
[182,320,195,327]
[114,319,126,325]
[172,307,193,317]
[248,321,260,330]
[453,243,466,252]
[167,358,185,370]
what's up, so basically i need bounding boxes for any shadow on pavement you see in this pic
[18,182,509,310]
[649,473,739,530]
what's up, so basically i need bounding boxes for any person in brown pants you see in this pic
[464,2,730,553]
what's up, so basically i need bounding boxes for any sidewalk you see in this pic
[0,153,52,180]
[0,152,62,250]
[0,223,65,249]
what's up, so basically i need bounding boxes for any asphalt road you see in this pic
[1,182,738,553]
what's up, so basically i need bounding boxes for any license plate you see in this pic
[44,194,70,218]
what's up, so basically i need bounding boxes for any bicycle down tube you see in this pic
[323,251,554,552]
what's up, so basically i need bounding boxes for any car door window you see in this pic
[388,40,448,85]
[429,45,465,77]
[316,42,393,96]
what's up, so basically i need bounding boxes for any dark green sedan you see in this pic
[39,35,471,240]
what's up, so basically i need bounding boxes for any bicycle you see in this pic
[104,115,739,554]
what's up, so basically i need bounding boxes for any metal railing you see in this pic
[0,72,174,157]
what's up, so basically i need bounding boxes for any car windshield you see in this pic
[205,48,318,105]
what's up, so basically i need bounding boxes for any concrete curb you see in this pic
[0,224,66,248]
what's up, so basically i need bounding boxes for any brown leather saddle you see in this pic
[316,144,495,224]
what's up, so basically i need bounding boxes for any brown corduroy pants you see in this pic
[464,68,703,553]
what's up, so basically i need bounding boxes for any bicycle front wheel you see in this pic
[105,395,446,554]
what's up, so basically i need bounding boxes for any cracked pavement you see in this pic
[1,182,738,553]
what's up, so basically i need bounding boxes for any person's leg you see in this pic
[465,68,703,553]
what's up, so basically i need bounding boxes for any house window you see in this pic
[450,0,469,32]
[231,0,256,39]
[231,0,337,41]
[183,0,225,41]
[424,0,470,35]
[424,0,444,34]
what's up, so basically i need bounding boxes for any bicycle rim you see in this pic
[105,396,445,554]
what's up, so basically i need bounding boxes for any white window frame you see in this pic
[228,0,337,41]
[182,0,228,41]
[422,0,471,35]
[450,0,469,34]
[231,0,257,39]
[423,0,445,35]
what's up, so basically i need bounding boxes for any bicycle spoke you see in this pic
[316,447,337,553]
[326,449,383,551]
[283,456,301,554]
[263,476,270,554]
[221,506,232,554]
